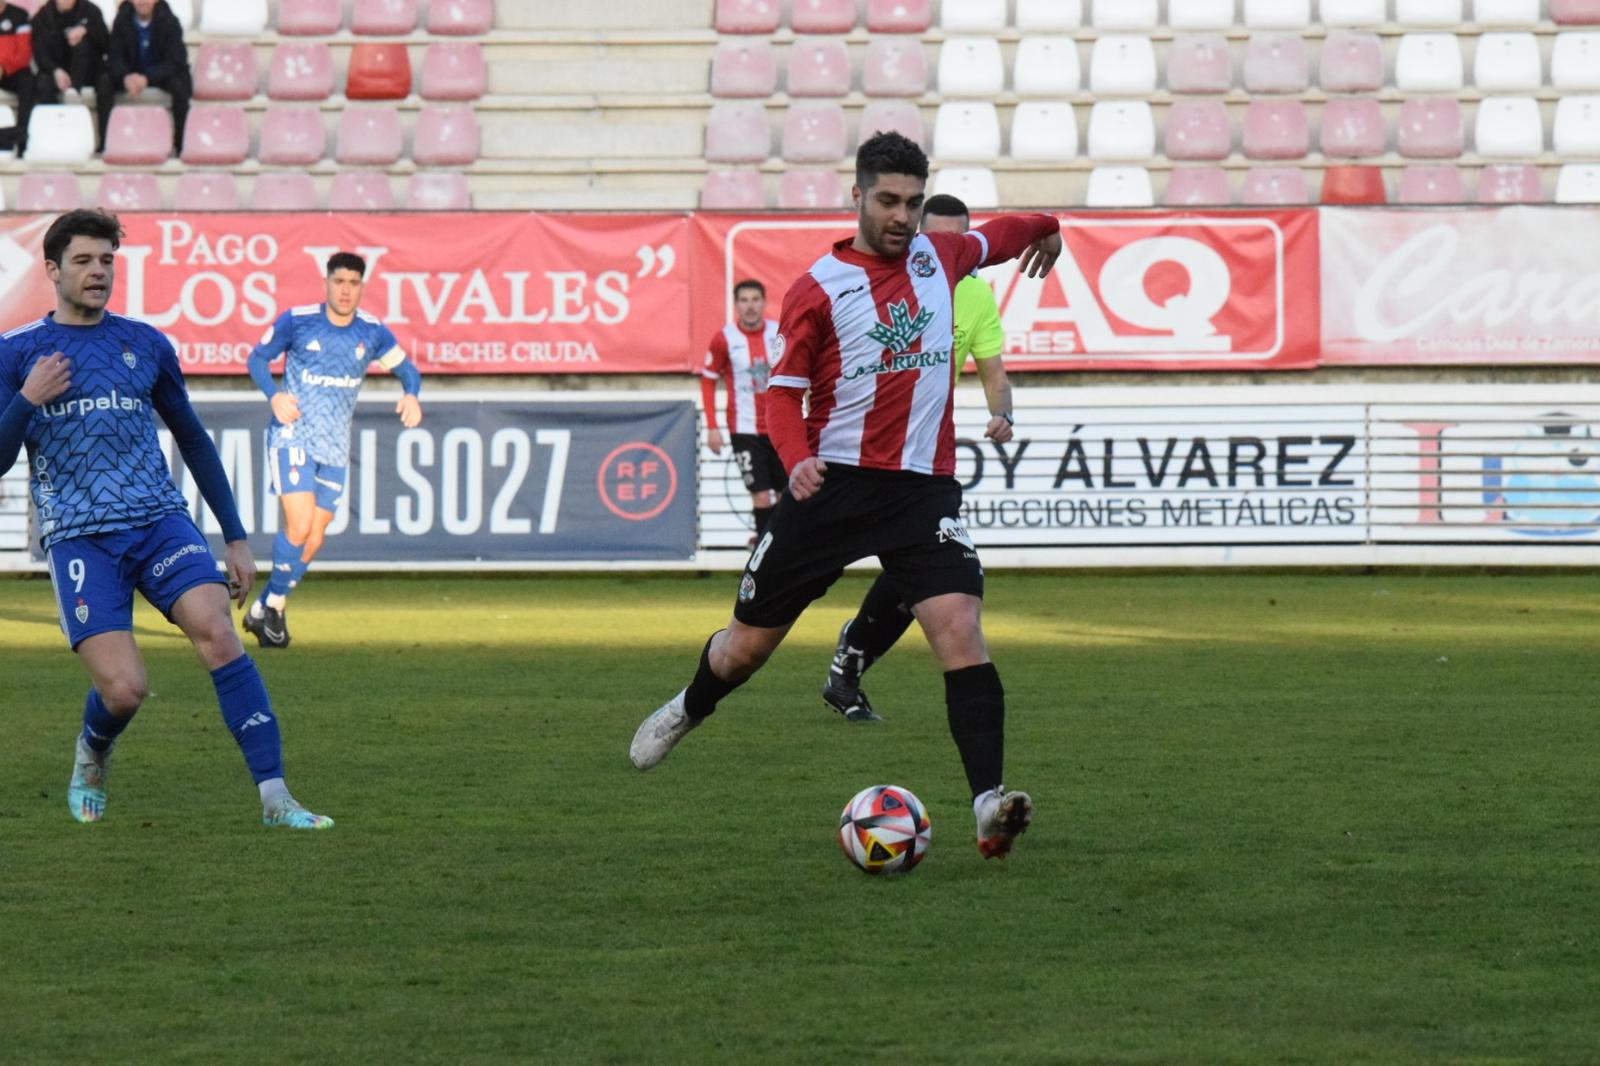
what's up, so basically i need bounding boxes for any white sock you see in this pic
[247,600,265,619]
[258,777,291,809]
[265,593,287,610]
[973,787,1002,819]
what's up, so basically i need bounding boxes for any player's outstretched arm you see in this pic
[964,214,1063,277]
[0,353,73,478]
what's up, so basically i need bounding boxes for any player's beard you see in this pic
[860,211,912,258]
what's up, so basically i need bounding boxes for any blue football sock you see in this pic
[81,689,133,753]
[267,532,304,600]
[211,655,284,784]
[288,554,312,592]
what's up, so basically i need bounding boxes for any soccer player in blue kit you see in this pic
[0,210,333,829]
[242,252,422,648]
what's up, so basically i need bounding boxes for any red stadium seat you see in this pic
[1476,163,1544,202]
[346,43,413,101]
[420,42,488,101]
[1552,0,1600,23]
[787,39,851,97]
[782,103,848,163]
[258,107,327,165]
[1163,100,1231,161]
[329,172,396,210]
[792,0,856,33]
[715,0,781,34]
[1243,33,1309,93]
[250,173,319,210]
[1242,100,1309,159]
[1397,97,1463,157]
[175,172,242,210]
[1319,32,1384,93]
[778,169,846,208]
[277,0,342,35]
[1320,98,1386,158]
[17,172,83,211]
[406,172,473,209]
[429,0,493,34]
[180,106,250,165]
[1321,164,1387,203]
[1164,167,1232,205]
[103,106,173,164]
[353,0,417,35]
[711,39,778,98]
[700,169,767,208]
[862,37,927,96]
[98,173,163,210]
[336,106,404,166]
[859,99,926,148]
[1240,166,1309,204]
[268,44,335,101]
[412,106,480,166]
[1398,165,1466,203]
[867,0,933,32]
[704,102,770,163]
[193,42,260,101]
[1166,35,1233,94]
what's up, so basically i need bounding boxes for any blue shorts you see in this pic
[46,512,227,649]
[271,446,347,512]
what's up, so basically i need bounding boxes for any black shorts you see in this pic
[733,464,984,629]
[731,433,787,495]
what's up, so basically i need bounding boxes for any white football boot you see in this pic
[974,787,1034,859]
[629,689,699,770]
[67,736,112,823]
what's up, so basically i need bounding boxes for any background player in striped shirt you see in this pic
[822,192,1017,723]
[243,252,423,649]
[700,278,783,540]
[0,210,331,829]
[632,133,1061,860]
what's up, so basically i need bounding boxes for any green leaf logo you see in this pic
[866,300,935,354]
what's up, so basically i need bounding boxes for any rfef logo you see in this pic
[598,442,678,521]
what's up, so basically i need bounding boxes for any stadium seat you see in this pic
[791,0,856,33]
[1167,0,1235,30]
[1552,33,1600,90]
[175,172,242,210]
[1009,101,1078,161]
[1475,96,1543,156]
[180,106,249,165]
[930,167,999,208]
[1321,98,1387,157]
[406,173,473,210]
[1013,37,1080,95]
[258,107,328,165]
[1164,167,1232,205]
[268,44,336,101]
[1396,0,1463,24]
[1397,164,1467,203]
[1320,32,1384,93]
[0,104,12,159]
[277,0,343,35]
[25,105,95,164]
[933,101,1002,162]
[1089,35,1158,95]
[336,107,403,165]
[329,172,396,210]
[1016,0,1083,30]
[1554,96,1600,156]
[866,0,933,33]
[1085,166,1155,207]
[1087,100,1155,161]
[103,106,173,164]
[1320,0,1386,25]
[1091,0,1157,29]
[347,43,414,100]
[1166,35,1233,94]
[1555,163,1600,201]
[941,0,1007,32]
[1476,163,1543,201]
[421,43,488,101]
[778,169,846,208]
[1244,0,1312,28]
[781,103,848,162]
[1243,33,1309,94]
[1474,33,1541,91]
[353,0,417,34]
[712,40,778,98]
[164,0,193,27]
[1241,167,1308,204]
[16,172,83,211]
[1163,99,1231,160]
[97,173,163,211]
[1473,0,1539,24]
[715,0,780,34]
[1397,97,1465,157]
[787,39,852,97]
[428,0,494,35]
[1552,0,1600,23]
[1395,34,1465,92]
[1242,99,1309,159]
[861,37,927,97]
[193,43,260,101]
[938,37,1005,96]
[201,0,267,34]
[250,173,319,210]
[859,99,926,147]
[1321,165,1387,203]
[413,106,480,166]
[700,169,767,208]
[705,103,770,163]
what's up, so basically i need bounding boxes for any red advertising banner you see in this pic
[690,208,1321,371]
[1321,206,1600,366]
[0,212,692,374]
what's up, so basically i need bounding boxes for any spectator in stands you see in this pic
[31,0,114,153]
[109,0,190,155]
[0,3,34,154]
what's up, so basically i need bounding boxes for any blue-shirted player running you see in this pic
[243,251,422,648]
[0,210,332,829]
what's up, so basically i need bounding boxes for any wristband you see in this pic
[998,411,1014,426]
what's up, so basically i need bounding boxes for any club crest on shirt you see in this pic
[75,600,89,624]
[289,468,300,486]
[356,343,366,359]
[739,573,757,603]
[770,333,785,362]
[911,250,938,278]
[122,350,136,368]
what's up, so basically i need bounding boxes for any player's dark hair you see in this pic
[733,279,765,299]
[327,251,367,277]
[922,194,970,220]
[855,131,929,190]
[43,210,123,266]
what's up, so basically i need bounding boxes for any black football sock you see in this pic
[684,630,747,721]
[847,573,915,667]
[945,662,1006,798]
[753,505,775,536]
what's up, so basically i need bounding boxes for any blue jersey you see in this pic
[0,313,192,551]
[253,305,407,466]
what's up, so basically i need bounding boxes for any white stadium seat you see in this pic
[25,105,95,164]
[202,0,269,34]
[1010,102,1079,161]
[1473,33,1542,91]
[940,0,1007,31]
[1320,0,1386,26]
[1089,35,1158,95]
[1013,37,1081,95]
[1091,0,1157,29]
[1473,0,1540,24]
[1475,96,1544,156]
[1554,96,1600,156]
[1555,163,1600,202]
[932,167,1000,208]
[1168,0,1236,29]
[933,101,1002,162]
[1396,0,1462,24]
[1552,33,1600,90]
[1016,0,1083,31]
[1086,166,1155,206]
[1244,0,1311,29]
[937,37,1006,96]
[1087,100,1156,160]
[1396,33,1465,91]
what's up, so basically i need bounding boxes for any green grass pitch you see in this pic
[3,571,1598,1064]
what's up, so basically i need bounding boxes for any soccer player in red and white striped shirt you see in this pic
[632,132,1061,860]
[699,278,785,539]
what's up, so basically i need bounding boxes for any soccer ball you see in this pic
[838,784,931,875]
